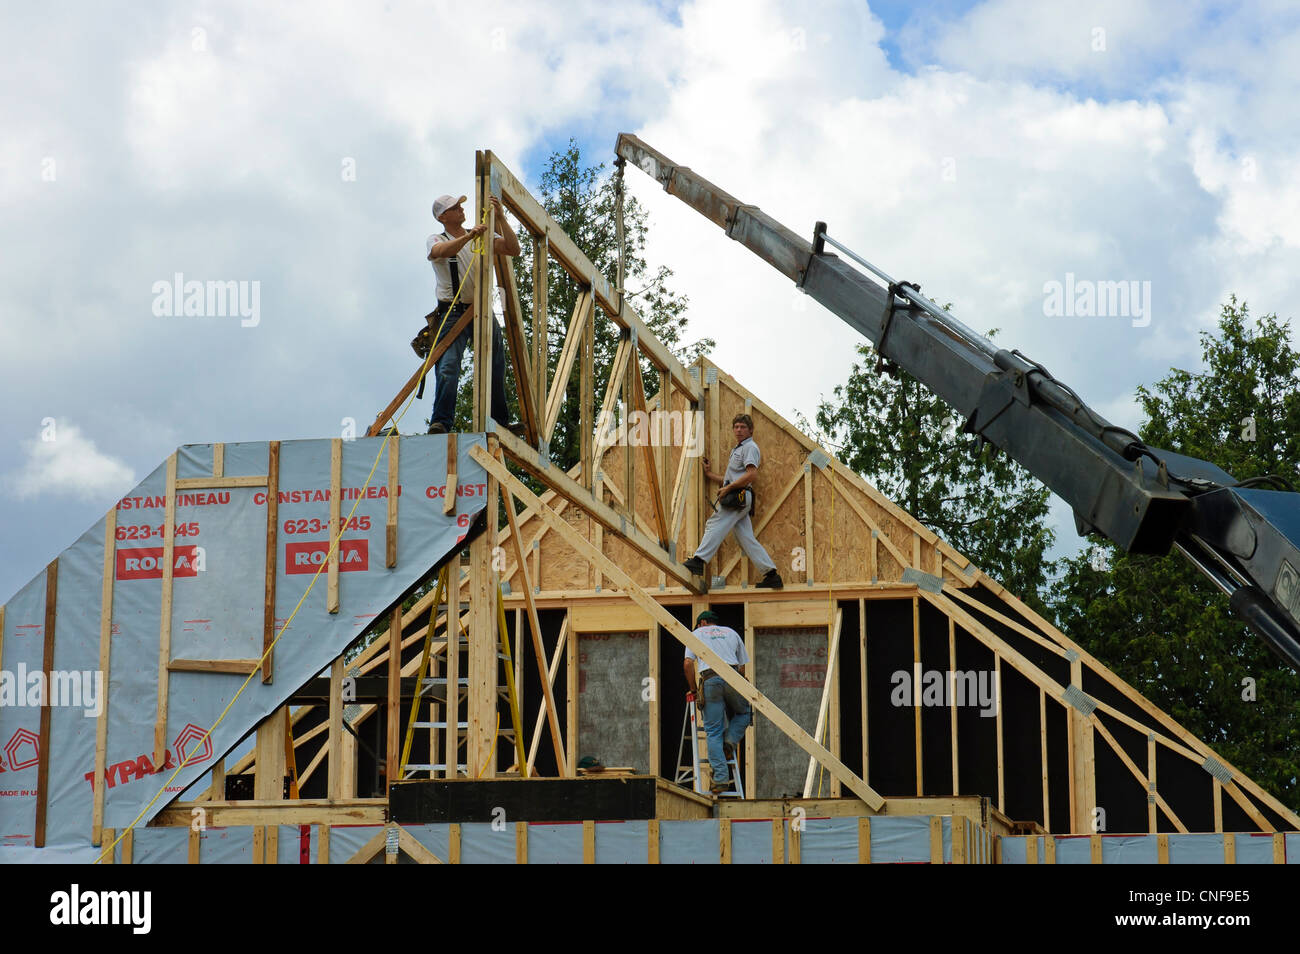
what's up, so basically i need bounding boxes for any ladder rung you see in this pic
[414,721,469,729]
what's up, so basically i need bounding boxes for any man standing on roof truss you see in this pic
[683,414,783,589]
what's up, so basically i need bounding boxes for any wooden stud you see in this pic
[719,818,732,864]
[212,441,225,478]
[929,816,943,864]
[566,610,578,776]
[630,354,669,545]
[995,654,1004,813]
[1090,833,1102,864]
[649,619,660,780]
[544,289,592,442]
[789,818,802,865]
[467,467,499,777]
[502,474,567,775]
[648,819,660,864]
[858,817,871,864]
[830,597,842,798]
[34,558,58,848]
[580,281,595,491]
[1273,833,1285,864]
[1044,834,1055,864]
[252,826,265,864]
[101,829,114,864]
[266,825,279,864]
[591,338,632,468]
[386,435,399,567]
[327,439,341,614]
[473,445,885,808]
[533,231,548,435]
[1157,833,1169,864]
[262,441,280,683]
[622,347,635,539]
[1147,732,1157,834]
[449,822,463,864]
[516,821,529,864]
[771,819,785,865]
[913,596,922,797]
[1224,832,1236,864]
[744,604,756,797]
[860,599,868,786]
[446,568,460,778]
[804,465,814,584]
[474,154,495,433]
[328,658,345,797]
[386,606,401,794]
[153,453,177,768]
[952,817,968,864]
[495,255,540,443]
[950,617,959,796]
[1040,688,1050,832]
[92,510,116,845]
[255,708,287,802]
[583,820,596,864]
[1025,832,1036,865]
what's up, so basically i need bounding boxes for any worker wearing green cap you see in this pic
[683,611,751,795]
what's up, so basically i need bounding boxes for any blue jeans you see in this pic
[701,675,751,786]
[430,304,510,430]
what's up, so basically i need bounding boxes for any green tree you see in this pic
[811,332,1057,614]
[443,141,713,469]
[1052,298,1300,809]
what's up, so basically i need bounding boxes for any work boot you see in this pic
[428,422,448,435]
[683,556,706,577]
[756,569,784,589]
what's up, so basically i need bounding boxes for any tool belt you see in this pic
[717,487,755,516]
[411,301,467,361]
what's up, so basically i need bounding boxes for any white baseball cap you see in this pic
[432,194,467,219]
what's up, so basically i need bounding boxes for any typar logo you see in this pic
[286,539,369,575]
[5,728,40,771]
[116,546,203,581]
[173,723,213,766]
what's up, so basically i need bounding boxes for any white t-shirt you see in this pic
[426,231,476,303]
[685,624,749,676]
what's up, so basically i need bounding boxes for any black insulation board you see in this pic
[388,777,658,823]
[577,632,650,773]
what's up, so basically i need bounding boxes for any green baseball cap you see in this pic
[695,610,720,627]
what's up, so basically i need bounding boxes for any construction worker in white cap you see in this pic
[424,193,522,434]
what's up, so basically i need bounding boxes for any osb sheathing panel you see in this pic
[809,465,868,584]
[539,505,594,592]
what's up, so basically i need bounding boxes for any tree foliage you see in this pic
[812,332,1057,614]
[1051,298,1300,809]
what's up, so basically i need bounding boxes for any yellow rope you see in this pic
[96,208,492,863]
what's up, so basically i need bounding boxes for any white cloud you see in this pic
[7,422,137,501]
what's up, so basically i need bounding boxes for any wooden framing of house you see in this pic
[5,146,1297,864]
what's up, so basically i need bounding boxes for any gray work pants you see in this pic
[693,506,777,573]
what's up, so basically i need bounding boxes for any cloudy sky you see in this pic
[2,0,1298,601]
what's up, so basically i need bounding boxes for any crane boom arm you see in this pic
[617,133,1300,669]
